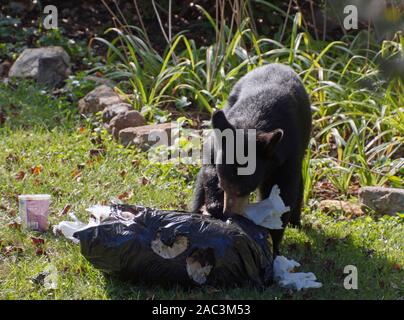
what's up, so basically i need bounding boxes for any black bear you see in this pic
[192,63,312,256]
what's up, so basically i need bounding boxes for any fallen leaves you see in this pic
[31,237,46,256]
[30,165,43,175]
[1,245,24,256]
[7,221,21,230]
[15,170,25,181]
[30,237,45,246]
[59,204,72,216]
[14,164,44,181]
[6,153,19,163]
[117,190,134,201]
[140,176,150,185]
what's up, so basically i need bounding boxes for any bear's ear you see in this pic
[257,129,284,157]
[211,110,234,131]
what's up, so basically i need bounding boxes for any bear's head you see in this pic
[211,110,283,216]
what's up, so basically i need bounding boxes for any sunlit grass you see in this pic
[0,118,402,299]
[0,2,403,300]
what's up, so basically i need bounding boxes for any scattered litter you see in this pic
[86,205,114,223]
[244,185,290,229]
[18,194,51,231]
[53,212,90,244]
[58,204,72,217]
[31,264,58,290]
[53,190,321,290]
[273,256,322,291]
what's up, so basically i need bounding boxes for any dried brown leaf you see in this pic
[30,165,43,175]
[15,170,26,181]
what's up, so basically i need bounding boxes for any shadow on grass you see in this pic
[99,222,401,300]
[0,79,82,131]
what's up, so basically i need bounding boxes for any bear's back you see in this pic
[223,64,310,131]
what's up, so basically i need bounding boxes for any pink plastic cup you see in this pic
[18,194,51,232]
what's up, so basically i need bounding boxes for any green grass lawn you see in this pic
[0,82,403,300]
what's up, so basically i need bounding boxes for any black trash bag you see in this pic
[74,204,273,288]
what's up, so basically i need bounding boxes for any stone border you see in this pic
[78,85,172,151]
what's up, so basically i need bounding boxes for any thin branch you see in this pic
[168,0,172,42]
[310,0,319,40]
[323,0,327,41]
[280,0,293,43]
[151,0,170,45]
[132,0,153,48]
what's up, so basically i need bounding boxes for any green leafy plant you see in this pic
[94,3,403,198]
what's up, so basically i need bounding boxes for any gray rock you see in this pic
[78,85,122,114]
[109,110,147,138]
[37,56,69,87]
[359,187,404,216]
[9,47,70,86]
[119,123,172,150]
[102,103,131,123]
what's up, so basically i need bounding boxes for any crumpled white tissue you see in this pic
[53,205,112,242]
[273,255,322,291]
[53,212,89,244]
[86,205,114,223]
[53,206,124,243]
[244,185,290,229]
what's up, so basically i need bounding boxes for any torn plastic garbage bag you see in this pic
[73,204,273,288]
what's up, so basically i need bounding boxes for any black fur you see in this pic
[192,63,312,256]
